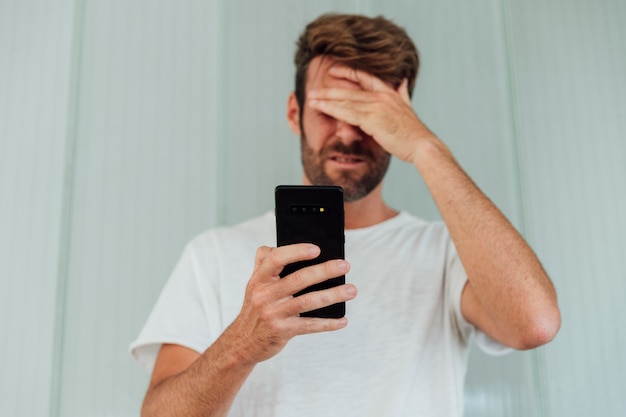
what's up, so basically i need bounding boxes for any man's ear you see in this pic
[286,92,302,136]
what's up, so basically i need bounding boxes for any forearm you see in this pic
[412,137,560,347]
[141,325,256,417]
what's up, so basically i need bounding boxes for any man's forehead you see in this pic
[306,56,362,91]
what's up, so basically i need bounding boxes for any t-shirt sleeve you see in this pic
[445,230,513,356]
[129,240,217,373]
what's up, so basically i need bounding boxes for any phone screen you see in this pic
[275,185,345,318]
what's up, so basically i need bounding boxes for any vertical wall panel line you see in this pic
[215,0,229,226]
[498,0,546,416]
[49,0,86,416]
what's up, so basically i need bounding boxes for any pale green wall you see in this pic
[0,1,76,415]
[1,0,624,416]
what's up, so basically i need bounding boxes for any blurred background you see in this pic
[1,0,624,416]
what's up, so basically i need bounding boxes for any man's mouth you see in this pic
[329,154,365,164]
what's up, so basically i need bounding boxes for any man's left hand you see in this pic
[308,65,435,164]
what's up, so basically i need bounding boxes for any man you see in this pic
[131,13,560,417]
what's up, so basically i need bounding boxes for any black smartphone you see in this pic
[275,185,345,318]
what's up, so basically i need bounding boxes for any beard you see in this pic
[300,135,391,202]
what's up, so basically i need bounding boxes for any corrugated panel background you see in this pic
[0,0,624,416]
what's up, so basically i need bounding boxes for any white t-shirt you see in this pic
[131,211,509,417]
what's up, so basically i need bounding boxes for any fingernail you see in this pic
[308,90,318,98]
[345,284,357,296]
[336,260,348,271]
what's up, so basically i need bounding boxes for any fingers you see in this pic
[253,245,356,317]
[253,245,355,306]
[292,316,349,335]
[236,245,357,364]
[308,79,409,107]
[284,282,357,317]
[307,75,412,134]
[308,88,373,102]
[254,244,320,280]
[307,89,379,127]
[254,246,271,268]
[277,259,350,298]
[327,64,390,92]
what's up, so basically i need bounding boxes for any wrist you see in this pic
[409,134,452,168]
[218,319,260,369]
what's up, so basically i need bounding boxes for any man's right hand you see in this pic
[142,243,355,417]
[226,243,356,365]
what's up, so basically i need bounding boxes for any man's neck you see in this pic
[343,184,398,229]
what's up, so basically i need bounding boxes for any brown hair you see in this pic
[294,13,419,112]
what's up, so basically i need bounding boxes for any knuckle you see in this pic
[268,247,283,265]
[301,319,320,334]
[322,289,336,305]
[323,261,336,277]
[258,311,273,326]
[335,285,348,300]
[270,320,298,342]
[258,305,281,326]
[297,294,315,313]
[290,269,307,288]
[255,246,270,261]
[324,261,343,281]
[298,318,339,335]
[249,292,264,310]
[322,319,337,332]
[249,287,271,311]
[254,246,272,270]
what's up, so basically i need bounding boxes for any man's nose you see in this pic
[335,120,363,145]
